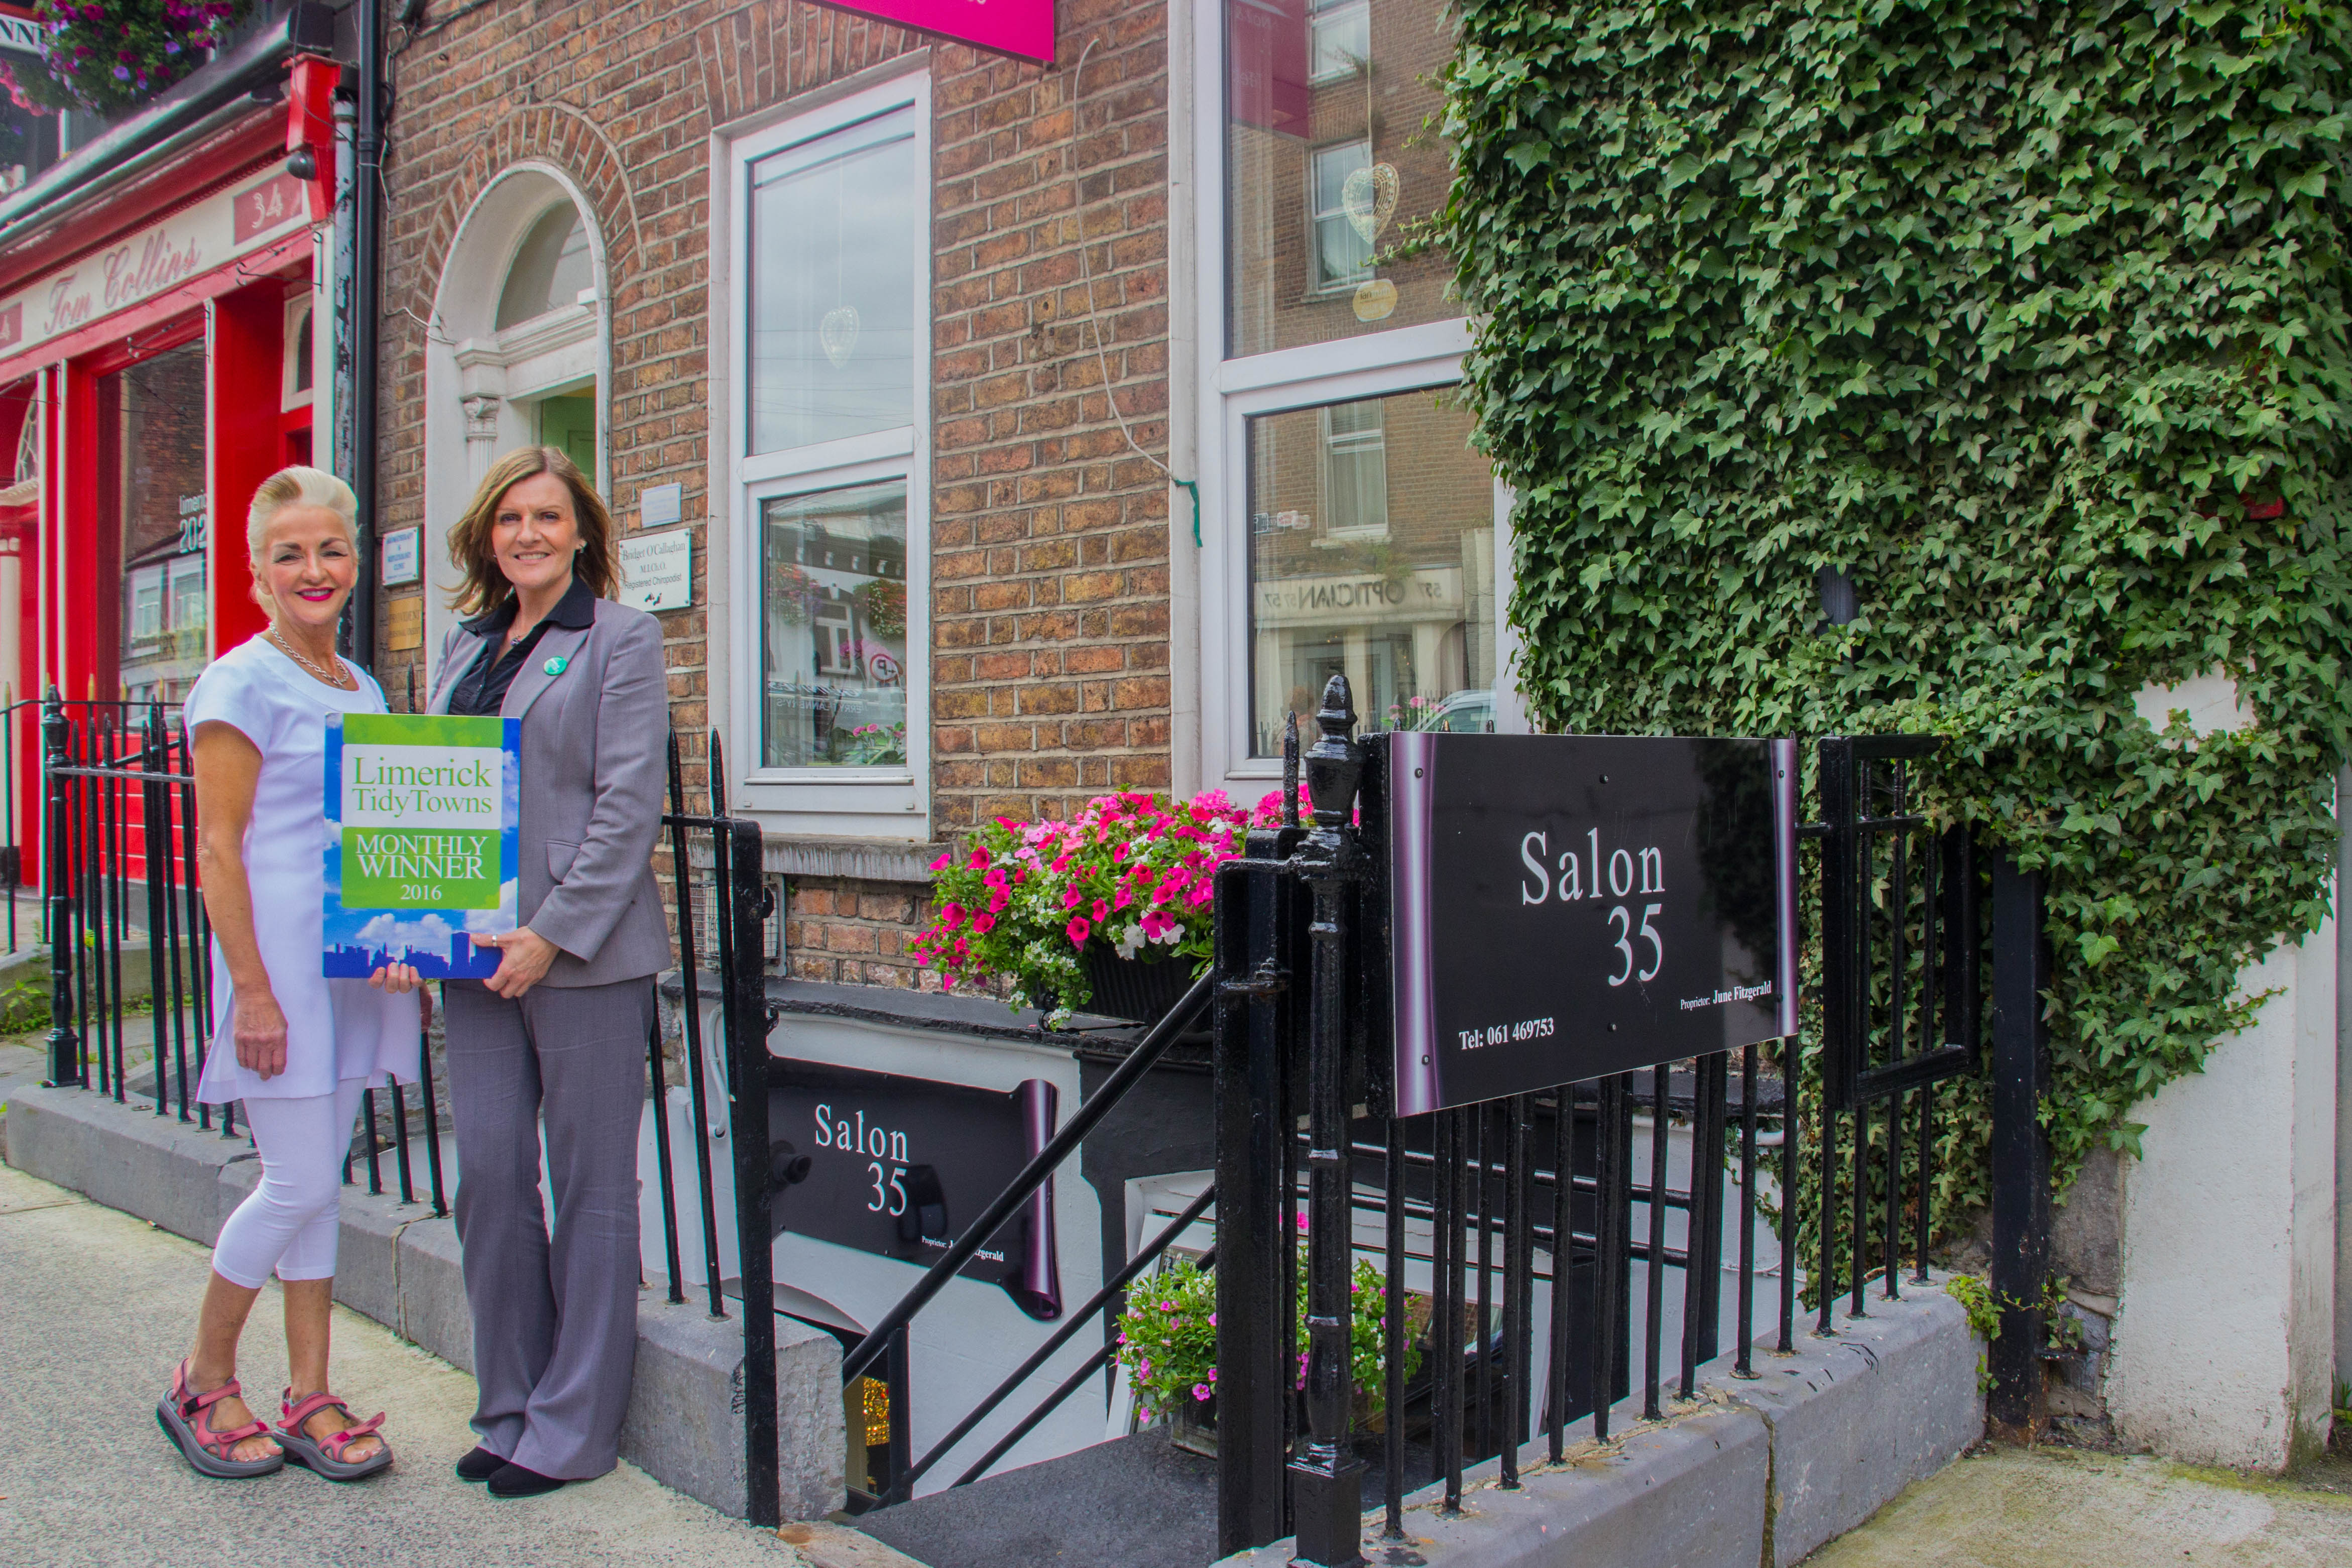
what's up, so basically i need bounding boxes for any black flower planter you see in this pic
[1083,947,1195,1025]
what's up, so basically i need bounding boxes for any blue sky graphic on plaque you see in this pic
[322,713,519,979]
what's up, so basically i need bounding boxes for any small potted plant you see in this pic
[1113,1215,1423,1458]
[913,786,1307,1027]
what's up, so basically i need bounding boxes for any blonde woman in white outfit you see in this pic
[153,467,428,1483]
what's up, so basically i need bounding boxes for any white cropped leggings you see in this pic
[210,1078,370,1289]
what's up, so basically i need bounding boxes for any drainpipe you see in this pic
[331,93,356,481]
[345,0,383,668]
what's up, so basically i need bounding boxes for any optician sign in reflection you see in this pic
[1256,565,1462,626]
[768,1058,1064,1320]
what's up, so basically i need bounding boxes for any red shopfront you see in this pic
[0,58,335,879]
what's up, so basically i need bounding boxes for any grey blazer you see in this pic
[428,597,673,988]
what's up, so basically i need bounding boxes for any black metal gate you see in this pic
[1208,682,1991,1564]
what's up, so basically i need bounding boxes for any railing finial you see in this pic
[1304,674,1360,832]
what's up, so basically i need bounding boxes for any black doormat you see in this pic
[855,1430,1219,1568]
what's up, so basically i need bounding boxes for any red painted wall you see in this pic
[209,283,282,656]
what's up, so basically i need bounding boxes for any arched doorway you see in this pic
[421,168,609,674]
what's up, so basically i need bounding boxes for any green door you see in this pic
[536,393,598,474]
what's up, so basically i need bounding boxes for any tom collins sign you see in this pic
[1388,734,1799,1114]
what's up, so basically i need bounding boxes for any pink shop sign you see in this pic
[817,0,1053,62]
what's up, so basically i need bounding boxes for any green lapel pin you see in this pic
[543,656,568,676]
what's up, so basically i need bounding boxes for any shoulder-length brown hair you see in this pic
[446,445,618,618]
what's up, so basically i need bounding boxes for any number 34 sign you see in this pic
[1387,734,1800,1115]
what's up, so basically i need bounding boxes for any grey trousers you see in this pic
[444,976,651,1480]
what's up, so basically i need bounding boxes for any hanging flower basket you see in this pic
[857,577,906,639]
[19,0,250,116]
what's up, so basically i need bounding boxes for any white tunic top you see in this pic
[187,636,422,1105]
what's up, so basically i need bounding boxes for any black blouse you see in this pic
[449,575,597,716]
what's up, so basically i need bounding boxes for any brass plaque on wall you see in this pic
[385,595,423,652]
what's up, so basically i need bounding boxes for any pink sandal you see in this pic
[156,1360,284,1479]
[275,1389,393,1481]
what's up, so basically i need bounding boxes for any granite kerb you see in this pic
[1217,1286,1982,1568]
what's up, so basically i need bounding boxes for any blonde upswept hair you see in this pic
[247,466,360,616]
[445,445,617,618]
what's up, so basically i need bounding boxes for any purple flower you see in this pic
[111,64,129,79]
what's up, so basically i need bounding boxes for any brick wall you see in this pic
[782,876,924,988]
[371,0,1173,981]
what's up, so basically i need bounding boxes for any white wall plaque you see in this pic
[381,526,421,586]
[641,481,683,528]
[620,528,692,613]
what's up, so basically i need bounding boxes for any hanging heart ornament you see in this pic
[1341,162,1400,244]
[819,305,861,369]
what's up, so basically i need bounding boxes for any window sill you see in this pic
[755,834,949,883]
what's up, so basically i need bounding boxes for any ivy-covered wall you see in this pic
[1438,0,2352,1208]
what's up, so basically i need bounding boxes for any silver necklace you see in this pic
[267,627,356,690]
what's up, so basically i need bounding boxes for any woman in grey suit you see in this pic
[426,445,671,1499]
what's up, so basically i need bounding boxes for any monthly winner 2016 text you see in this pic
[347,830,489,881]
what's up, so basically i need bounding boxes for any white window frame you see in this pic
[1317,399,1388,542]
[720,71,932,838]
[280,291,314,411]
[1308,0,1371,85]
[1190,1,1528,801]
[1308,139,1373,296]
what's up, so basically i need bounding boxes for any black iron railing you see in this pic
[40,694,221,1129]
[825,694,1985,1552]
[39,690,788,1519]
[1204,684,1989,1563]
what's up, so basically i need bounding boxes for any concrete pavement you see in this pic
[0,1160,812,1567]
[1803,1443,2352,1566]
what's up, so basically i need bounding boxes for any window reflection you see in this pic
[1248,389,1493,754]
[1226,0,1455,356]
[749,111,918,454]
[103,342,208,704]
[761,481,910,768]
[496,203,592,329]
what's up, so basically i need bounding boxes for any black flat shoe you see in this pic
[455,1445,505,1483]
[487,1461,568,1498]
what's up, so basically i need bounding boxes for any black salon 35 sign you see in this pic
[1388,734,1799,1113]
[767,1059,1064,1320]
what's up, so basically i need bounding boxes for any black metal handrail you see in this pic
[827,972,1218,1510]
[900,1183,1219,1499]
[841,969,1218,1389]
